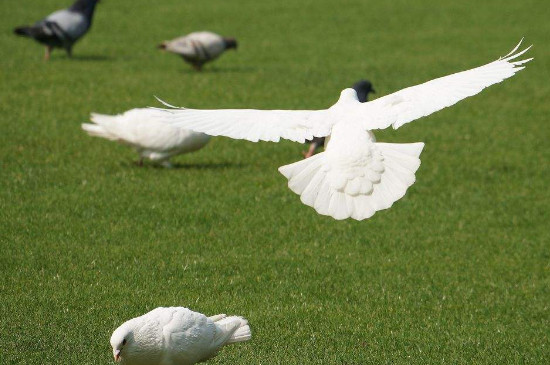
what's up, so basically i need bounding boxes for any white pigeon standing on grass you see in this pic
[110,307,251,365]
[82,109,211,167]
[91,40,532,220]
[158,31,238,71]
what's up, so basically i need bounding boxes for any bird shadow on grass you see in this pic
[179,66,257,74]
[67,54,113,62]
[120,161,245,170]
[166,162,246,170]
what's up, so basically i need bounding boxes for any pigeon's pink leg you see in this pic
[44,46,52,61]
[302,143,317,159]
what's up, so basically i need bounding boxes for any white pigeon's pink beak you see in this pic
[113,350,121,362]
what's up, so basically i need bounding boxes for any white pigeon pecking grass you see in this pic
[82,109,211,167]
[110,307,251,365]
[91,40,532,220]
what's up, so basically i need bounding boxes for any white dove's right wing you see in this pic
[360,40,532,130]
[130,106,332,143]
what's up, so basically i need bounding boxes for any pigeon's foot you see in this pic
[136,158,144,167]
[193,64,203,72]
[302,143,317,159]
[44,46,52,61]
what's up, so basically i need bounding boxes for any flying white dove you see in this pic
[110,307,251,365]
[92,41,532,220]
[82,109,211,167]
[159,31,238,71]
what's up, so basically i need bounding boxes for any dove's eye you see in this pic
[122,339,127,345]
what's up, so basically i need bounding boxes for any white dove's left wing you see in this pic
[361,40,532,130]
[143,106,332,143]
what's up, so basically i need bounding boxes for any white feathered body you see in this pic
[163,32,228,65]
[82,110,211,165]
[112,307,250,365]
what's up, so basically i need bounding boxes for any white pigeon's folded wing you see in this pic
[143,106,332,143]
[361,40,532,130]
[161,309,213,355]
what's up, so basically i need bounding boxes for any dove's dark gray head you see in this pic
[110,324,133,363]
[69,0,100,18]
[352,80,375,103]
[223,37,238,50]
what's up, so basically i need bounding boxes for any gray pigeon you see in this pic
[14,0,100,60]
[159,31,237,71]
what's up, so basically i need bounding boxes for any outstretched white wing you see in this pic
[135,104,332,143]
[361,40,532,130]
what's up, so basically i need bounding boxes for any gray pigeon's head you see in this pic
[110,324,133,362]
[352,80,376,103]
[223,37,238,50]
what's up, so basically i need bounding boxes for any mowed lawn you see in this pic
[1,0,549,363]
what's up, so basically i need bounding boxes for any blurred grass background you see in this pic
[0,0,549,363]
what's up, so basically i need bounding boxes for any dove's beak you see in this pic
[113,350,121,362]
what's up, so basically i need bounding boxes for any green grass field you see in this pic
[1,0,549,363]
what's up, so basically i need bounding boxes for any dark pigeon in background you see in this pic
[14,0,100,60]
[302,79,376,158]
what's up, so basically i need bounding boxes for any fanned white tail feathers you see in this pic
[215,316,251,345]
[279,142,424,220]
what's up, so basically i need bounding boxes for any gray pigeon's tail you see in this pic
[14,26,32,37]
